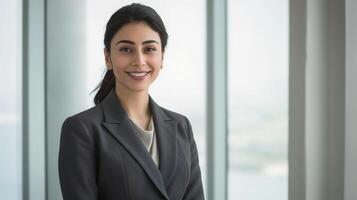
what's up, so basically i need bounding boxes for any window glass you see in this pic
[0,0,22,199]
[228,1,289,199]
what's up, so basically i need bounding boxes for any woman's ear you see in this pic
[104,48,112,70]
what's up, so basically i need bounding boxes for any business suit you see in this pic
[58,89,205,200]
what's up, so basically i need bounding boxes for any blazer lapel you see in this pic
[100,89,168,199]
[149,97,178,188]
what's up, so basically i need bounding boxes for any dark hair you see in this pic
[93,3,168,105]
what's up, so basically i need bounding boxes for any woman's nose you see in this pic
[131,51,146,67]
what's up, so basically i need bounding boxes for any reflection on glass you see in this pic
[228,0,288,199]
[0,0,22,200]
[85,0,207,194]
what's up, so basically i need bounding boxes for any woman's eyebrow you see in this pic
[142,40,159,45]
[115,40,159,45]
[115,40,135,45]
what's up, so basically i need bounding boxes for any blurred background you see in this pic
[1,0,356,200]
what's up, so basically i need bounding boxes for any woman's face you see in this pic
[105,21,163,94]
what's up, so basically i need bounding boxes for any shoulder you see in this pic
[157,106,193,133]
[159,106,189,123]
[62,103,103,128]
[60,104,105,147]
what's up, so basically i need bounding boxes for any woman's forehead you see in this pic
[112,22,161,44]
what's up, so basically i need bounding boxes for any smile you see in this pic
[126,71,151,80]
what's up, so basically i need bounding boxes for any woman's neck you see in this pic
[114,85,151,120]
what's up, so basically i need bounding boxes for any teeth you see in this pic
[128,72,149,77]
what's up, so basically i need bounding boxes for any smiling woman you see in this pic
[58,3,205,200]
[105,22,163,95]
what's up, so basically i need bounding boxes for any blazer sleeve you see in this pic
[58,116,98,200]
[182,117,205,200]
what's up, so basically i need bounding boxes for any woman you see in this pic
[58,3,205,200]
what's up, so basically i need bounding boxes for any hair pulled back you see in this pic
[93,3,168,105]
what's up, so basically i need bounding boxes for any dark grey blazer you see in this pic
[58,89,205,200]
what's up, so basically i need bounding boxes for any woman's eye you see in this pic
[119,47,132,53]
[145,47,156,53]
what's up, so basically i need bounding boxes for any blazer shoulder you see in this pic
[63,104,103,126]
[158,106,193,133]
[159,106,187,122]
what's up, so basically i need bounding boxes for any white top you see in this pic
[129,116,159,167]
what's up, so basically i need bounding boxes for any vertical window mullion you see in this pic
[24,0,46,199]
[206,0,228,199]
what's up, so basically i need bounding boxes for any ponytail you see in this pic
[93,70,115,105]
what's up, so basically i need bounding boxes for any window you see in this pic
[228,0,289,199]
[0,0,22,199]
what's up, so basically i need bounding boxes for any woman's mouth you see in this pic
[126,71,151,80]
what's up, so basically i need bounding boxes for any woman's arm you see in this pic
[58,116,98,200]
[182,117,205,200]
